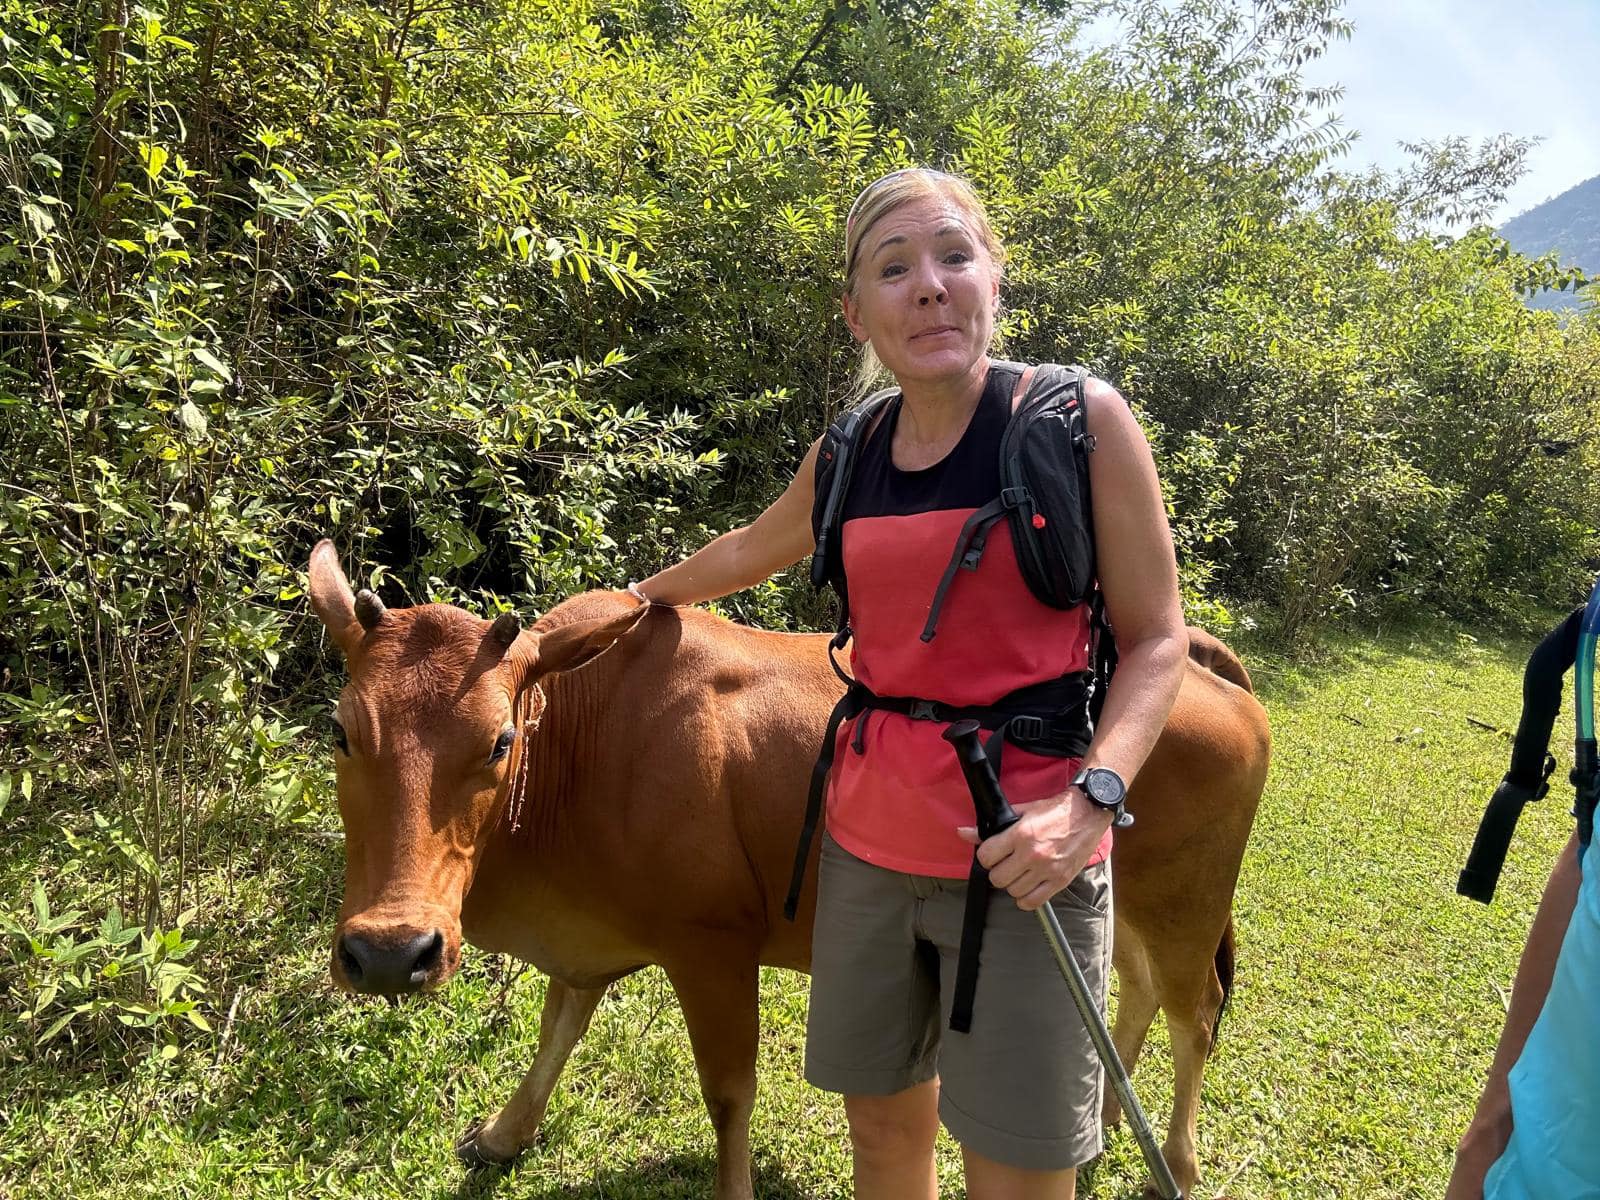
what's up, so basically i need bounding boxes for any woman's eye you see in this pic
[945,251,971,265]
[331,717,350,756]
[879,263,905,279]
[488,728,516,765]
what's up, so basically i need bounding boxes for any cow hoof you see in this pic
[455,1118,519,1170]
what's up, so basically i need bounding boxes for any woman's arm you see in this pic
[632,438,823,607]
[965,377,1187,910]
[1445,831,1583,1200]
[1078,376,1188,783]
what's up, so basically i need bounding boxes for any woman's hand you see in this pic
[1444,1103,1510,1200]
[957,786,1113,911]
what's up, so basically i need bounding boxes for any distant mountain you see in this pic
[1498,173,1600,313]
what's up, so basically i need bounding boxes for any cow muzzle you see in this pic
[335,926,447,994]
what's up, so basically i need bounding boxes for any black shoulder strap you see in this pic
[1458,605,1584,903]
[810,388,897,631]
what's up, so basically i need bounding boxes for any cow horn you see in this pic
[354,589,386,631]
[489,611,521,650]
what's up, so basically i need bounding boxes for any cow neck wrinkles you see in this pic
[502,644,613,857]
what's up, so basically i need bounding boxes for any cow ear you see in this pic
[308,539,363,655]
[526,604,649,680]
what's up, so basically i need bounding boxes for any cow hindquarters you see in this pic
[664,943,761,1200]
[457,979,607,1166]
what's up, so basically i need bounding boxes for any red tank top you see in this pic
[826,364,1111,878]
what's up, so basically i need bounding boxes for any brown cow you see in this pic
[308,539,1269,1199]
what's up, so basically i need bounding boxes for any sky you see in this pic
[1296,0,1600,225]
[1079,0,1600,227]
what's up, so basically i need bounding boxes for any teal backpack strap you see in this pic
[1573,573,1600,858]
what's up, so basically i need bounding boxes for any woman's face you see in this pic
[842,193,1000,390]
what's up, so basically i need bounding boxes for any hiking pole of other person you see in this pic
[943,719,1184,1200]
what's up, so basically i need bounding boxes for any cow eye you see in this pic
[488,727,516,765]
[331,716,350,756]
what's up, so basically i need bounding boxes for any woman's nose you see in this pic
[911,256,947,306]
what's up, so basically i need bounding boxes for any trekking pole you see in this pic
[943,720,1184,1200]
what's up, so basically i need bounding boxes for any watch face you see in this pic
[1085,769,1125,806]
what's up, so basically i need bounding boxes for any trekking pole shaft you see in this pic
[941,720,1183,1199]
[1035,903,1183,1200]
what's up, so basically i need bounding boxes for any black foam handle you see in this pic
[943,720,1020,839]
[1457,777,1540,903]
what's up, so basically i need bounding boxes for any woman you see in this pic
[633,169,1186,1200]
[1447,828,1600,1199]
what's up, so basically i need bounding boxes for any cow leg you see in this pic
[1139,950,1225,1200]
[457,978,607,1167]
[1102,923,1161,1130]
[664,951,760,1200]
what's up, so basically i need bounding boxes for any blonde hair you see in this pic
[841,169,1007,406]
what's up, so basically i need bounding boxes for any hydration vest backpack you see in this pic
[809,361,1114,703]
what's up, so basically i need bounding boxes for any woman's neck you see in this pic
[894,355,991,448]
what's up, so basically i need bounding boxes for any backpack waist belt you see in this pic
[784,649,1094,1032]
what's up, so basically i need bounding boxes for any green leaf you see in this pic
[177,401,209,441]
[141,143,169,180]
[21,202,54,235]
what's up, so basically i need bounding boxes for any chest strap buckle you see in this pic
[1008,715,1047,741]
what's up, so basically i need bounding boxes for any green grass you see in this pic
[1,616,1576,1199]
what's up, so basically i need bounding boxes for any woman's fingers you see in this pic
[1016,881,1057,912]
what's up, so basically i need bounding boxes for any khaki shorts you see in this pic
[804,833,1113,1171]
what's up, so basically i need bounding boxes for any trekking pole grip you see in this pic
[943,720,1020,839]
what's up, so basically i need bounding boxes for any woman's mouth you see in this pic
[912,326,960,339]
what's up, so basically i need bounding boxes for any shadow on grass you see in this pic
[1078,1156,1184,1200]
[439,1151,813,1200]
[435,1151,1190,1200]
[1221,609,1545,711]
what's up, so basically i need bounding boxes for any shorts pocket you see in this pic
[1052,861,1111,918]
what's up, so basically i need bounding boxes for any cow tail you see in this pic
[1210,915,1235,1056]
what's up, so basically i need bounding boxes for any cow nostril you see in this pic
[338,936,365,984]
[337,929,441,994]
[411,930,444,982]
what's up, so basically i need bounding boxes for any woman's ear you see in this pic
[841,291,869,345]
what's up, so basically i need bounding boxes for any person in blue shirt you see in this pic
[1448,829,1600,1199]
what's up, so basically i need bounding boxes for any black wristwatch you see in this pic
[1072,766,1133,829]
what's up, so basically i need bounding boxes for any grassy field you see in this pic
[1,616,1577,1199]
